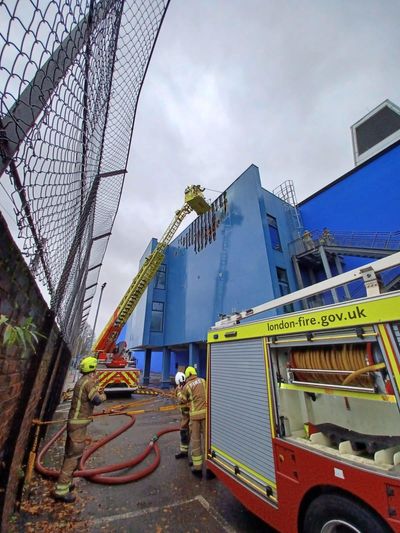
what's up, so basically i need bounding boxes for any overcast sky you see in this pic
[88,0,400,337]
[1,1,398,340]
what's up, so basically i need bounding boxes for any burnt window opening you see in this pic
[177,192,227,253]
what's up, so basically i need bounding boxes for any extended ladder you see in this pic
[93,186,210,354]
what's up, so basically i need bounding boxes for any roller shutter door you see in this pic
[210,338,276,486]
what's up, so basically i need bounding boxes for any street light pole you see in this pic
[91,282,106,349]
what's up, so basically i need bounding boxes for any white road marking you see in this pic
[196,495,237,533]
[85,495,235,532]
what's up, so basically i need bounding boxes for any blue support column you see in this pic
[161,347,171,389]
[143,349,152,386]
[189,342,200,374]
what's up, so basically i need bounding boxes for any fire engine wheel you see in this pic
[302,494,391,533]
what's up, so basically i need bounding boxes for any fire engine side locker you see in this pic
[208,338,278,500]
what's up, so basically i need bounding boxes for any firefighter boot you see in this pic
[53,491,76,503]
[206,469,216,480]
[175,451,188,459]
[191,468,202,478]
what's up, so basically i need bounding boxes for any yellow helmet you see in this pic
[185,366,197,378]
[79,356,98,374]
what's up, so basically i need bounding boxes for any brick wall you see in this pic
[0,213,71,530]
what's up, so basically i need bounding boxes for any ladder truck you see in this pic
[206,252,400,533]
[92,185,210,392]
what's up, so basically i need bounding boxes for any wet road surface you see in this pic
[44,392,276,532]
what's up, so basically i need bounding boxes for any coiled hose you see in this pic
[35,412,179,484]
[290,343,384,388]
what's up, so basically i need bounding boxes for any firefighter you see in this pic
[320,227,334,245]
[178,366,206,477]
[174,371,190,459]
[302,230,314,250]
[53,356,106,503]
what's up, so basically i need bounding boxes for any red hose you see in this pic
[35,424,69,479]
[35,413,179,484]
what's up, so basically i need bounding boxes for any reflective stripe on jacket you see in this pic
[178,375,206,420]
[175,387,190,415]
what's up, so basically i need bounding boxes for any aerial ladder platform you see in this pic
[92,185,210,371]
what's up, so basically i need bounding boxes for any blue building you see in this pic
[124,100,400,386]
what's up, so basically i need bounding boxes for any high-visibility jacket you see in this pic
[68,372,106,425]
[56,372,106,494]
[178,375,206,420]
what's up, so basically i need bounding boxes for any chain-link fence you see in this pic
[0,0,170,344]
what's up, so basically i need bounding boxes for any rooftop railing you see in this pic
[289,230,400,258]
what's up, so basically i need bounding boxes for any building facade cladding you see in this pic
[126,165,298,365]
[299,141,400,274]
[262,189,300,306]
[292,140,400,305]
[126,237,165,349]
[300,142,400,234]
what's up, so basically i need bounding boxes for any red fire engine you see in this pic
[92,186,210,392]
[206,252,400,532]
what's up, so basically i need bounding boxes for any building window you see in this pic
[151,301,164,332]
[276,267,293,313]
[267,214,282,251]
[155,264,166,289]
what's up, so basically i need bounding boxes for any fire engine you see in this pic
[92,185,210,392]
[206,251,400,533]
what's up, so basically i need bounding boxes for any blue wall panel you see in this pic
[300,144,400,236]
[262,190,299,301]
[127,165,300,351]
[298,144,400,298]
[161,165,278,347]
[128,238,164,348]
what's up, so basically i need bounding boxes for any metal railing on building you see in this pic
[289,230,400,258]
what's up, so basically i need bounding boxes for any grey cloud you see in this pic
[84,0,400,335]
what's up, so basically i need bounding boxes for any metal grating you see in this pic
[0,0,170,343]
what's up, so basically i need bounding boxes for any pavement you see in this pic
[14,389,275,533]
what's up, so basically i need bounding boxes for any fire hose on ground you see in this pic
[33,399,180,487]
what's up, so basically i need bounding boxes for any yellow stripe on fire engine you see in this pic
[211,445,277,489]
[121,371,139,385]
[378,324,400,391]
[263,339,276,439]
[98,371,116,383]
[208,293,400,343]
[210,455,277,503]
[96,370,140,388]
[97,371,116,386]
[280,383,396,402]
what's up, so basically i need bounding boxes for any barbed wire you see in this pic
[0,0,170,344]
